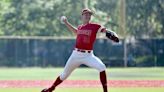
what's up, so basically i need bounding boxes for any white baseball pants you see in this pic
[59,50,106,80]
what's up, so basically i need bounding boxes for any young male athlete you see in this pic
[41,8,119,92]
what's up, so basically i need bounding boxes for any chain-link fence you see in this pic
[0,37,163,67]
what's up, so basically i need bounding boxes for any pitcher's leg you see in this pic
[83,55,108,92]
[100,71,108,92]
[84,55,106,72]
[59,58,80,80]
[42,54,80,92]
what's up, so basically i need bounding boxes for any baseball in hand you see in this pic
[60,16,67,24]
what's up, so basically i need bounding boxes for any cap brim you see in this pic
[82,11,93,15]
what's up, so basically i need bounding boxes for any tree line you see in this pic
[0,0,163,38]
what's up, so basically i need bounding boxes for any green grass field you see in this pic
[0,67,164,80]
[0,67,164,92]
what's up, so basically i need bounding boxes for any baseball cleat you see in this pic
[41,88,52,92]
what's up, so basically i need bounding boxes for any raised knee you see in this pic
[99,64,106,72]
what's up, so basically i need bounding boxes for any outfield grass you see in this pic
[0,67,163,80]
[0,67,163,92]
[0,88,164,92]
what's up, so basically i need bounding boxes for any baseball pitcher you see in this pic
[41,8,119,92]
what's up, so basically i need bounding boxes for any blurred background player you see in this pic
[41,8,119,92]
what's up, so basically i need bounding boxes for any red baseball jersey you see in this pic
[75,23,105,50]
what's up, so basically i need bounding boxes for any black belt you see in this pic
[75,48,91,53]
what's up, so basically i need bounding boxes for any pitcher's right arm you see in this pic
[62,16,77,34]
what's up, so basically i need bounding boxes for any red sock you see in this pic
[49,76,63,91]
[100,71,108,92]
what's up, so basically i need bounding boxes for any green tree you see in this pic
[0,0,11,35]
[126,0,164,38]
[1,0,84,36]
[0,0,163,38]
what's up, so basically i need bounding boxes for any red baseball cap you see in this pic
[81,8,93,15]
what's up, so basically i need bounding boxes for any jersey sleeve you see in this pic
[97,24,106,33]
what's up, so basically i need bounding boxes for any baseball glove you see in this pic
[106,29,119,42]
